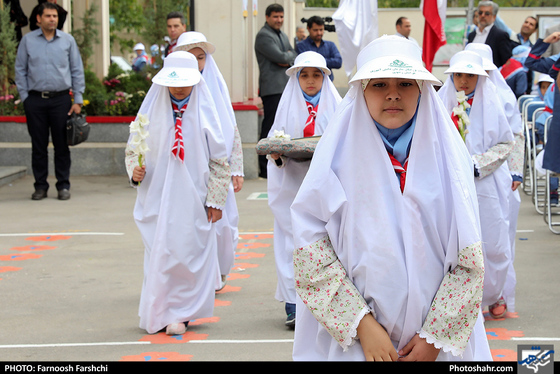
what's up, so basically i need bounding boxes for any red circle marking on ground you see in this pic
[0,253,42,261]
[139,330,209,344]
[236,242,271,249]
[11,245,56,252]
[238,234,274,240]
[491,349,517,361]
[25,235,71,242]
[0,266,23,273]
[120,352,193,361]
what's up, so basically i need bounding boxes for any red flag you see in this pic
[422,0,446,72]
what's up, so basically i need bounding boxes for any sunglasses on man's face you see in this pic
[478,11,493,16]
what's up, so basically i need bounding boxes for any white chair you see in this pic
[522,100,545,212]
[519,95,538,195]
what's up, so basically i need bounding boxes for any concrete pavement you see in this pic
[0,175,558,362]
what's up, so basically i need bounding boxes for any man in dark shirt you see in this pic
[254,4,296,178]
[296,16,342,81]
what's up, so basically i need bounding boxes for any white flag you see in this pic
[333,0,378,78]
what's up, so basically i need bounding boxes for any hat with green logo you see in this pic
[444,50,488,77]
[152,51,201,87]
[350,35,441,86]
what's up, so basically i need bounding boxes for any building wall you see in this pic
[192,1,560,96]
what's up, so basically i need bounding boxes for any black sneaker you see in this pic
[285,312,295,328]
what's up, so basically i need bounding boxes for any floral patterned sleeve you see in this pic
[419,241,484,357]
[294,235,371,351]
[472,141,514,179]
[230,126,244,177]
[206,157,231,210]
[507,132,525,179]
[125,145,140,187]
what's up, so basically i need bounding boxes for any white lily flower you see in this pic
[456,90,467,102]
[273,129,291,140]
[137,141,150,154]
[137,113,149,127]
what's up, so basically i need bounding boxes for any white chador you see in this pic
[175,32,244,288]
[438,51,514,309]
[267,52,342,306]
[465,43,524,312]
[125,52,230,334]
[290,36,492,361]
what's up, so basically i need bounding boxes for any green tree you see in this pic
[0,1,18,96]
[72,2,99,71]
[109,0,145,55]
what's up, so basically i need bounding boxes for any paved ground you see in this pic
[0,175,558,362]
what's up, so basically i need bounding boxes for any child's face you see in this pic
[453,73,478,95]
[189,47,207,72]
[298,67,323,97]
[540,82,552,97]
[168,86,193,100]
[363,78,420,129]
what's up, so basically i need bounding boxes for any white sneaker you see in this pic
[165,322,186,335]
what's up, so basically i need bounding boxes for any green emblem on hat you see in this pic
[389,59,411,68]
[168,71,178,78]
[467,64,473,68]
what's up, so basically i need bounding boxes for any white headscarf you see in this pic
[174,32,237,160]
[465,43,523,135]
[438,49,514,308]
[438,51,514,157]
[291,35,488,360]
[268,52,342,138]
[131,52,228,334]
[266,51,342,306]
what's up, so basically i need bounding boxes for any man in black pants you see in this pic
[254,4,296,178]
[15,2,85,200]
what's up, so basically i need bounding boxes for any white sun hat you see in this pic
[444,50,489,77]
[538,73,555,84]
[174,31,216,54]
[133,43,145,51]
[464,43,497,71]
[152,51,201,87]
[286,51,331,76]
[349,35,441,86]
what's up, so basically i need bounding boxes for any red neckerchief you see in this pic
[387,152,409,193]
[303,102,318,138]
[451,97,473,131]
[171,102,187,162]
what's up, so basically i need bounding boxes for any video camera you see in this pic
[301,16,336,32]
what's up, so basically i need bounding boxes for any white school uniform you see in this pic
[126,53,229,333]
[175,32,244,286]
[267,53,342,306]
[438,55,515,309]
[291,36,491,361]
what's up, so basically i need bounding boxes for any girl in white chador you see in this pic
[290,36,492,361]
[125,51,231,335]
[174,32,244,291]
[266,51,342,327]
[438,50,514,319]
[464,43,524,315]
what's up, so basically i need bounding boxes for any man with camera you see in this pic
[296,16,342,81]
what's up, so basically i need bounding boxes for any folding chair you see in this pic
[524,101,547,213]
[543,115,560,234]
[519,95,539,195]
